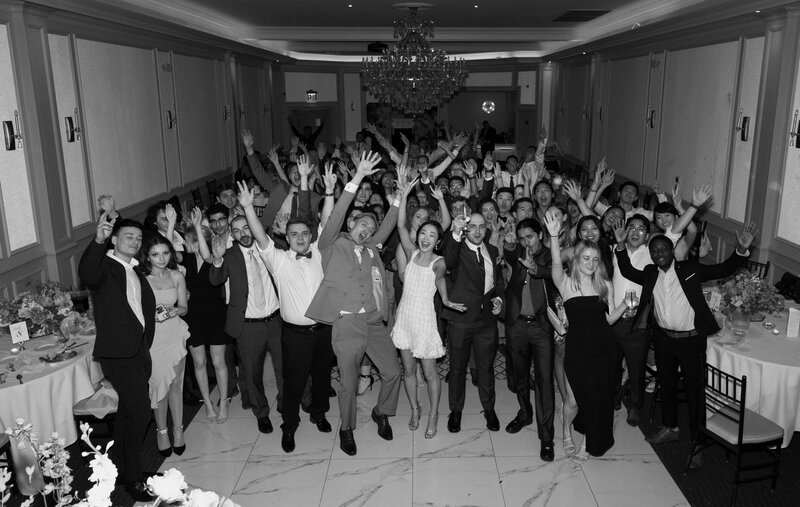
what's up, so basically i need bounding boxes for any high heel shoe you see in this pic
[357,374,375,396]
[425,412,439,439]
[562,437,576,456]
[409,403,422,431]
[156,428,172,458]
[172,425,186,456]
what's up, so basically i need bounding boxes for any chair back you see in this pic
[191,187,204,208]
[253,205,265,217]
[744,260,770,279]
[704,363,747,446]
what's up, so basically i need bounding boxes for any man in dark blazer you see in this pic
[502,218,556,461]
[209,214,282,434]
[615,224,755,465]
[78,213,156,502]
[441,212,505,433]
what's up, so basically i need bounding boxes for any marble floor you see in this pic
[141,368,689,507]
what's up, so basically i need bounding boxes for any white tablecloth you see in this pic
[0,333,103,492]
[706,312,800,448]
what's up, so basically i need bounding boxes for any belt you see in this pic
[244,310,279,323]
[660,328,699,339]
[518,313,541,323]
[283,321,326,332]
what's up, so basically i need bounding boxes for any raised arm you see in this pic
[236,181,272,254]
[164,203,182,263]
[78,211,115,287]
[612,219,647,285]
[543,210,566,292]
[434,258,467,312]
[442,215,468,269]
[562,180,594,217]
[698,223,755,281]
[190,207,212,263]
[671,183,711,236]
[397,174,418,259]
[319,162,337,230]
[432,187,451,231]
[365,123,402,165]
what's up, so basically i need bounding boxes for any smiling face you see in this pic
[576,246,601,277]
[626,218,649,248]
[410,208,430,231]
[355,181,373,204]
[208,212,229,236]
[348,214,377,245]
[534,183,553,209]
[111,226,143,260]
[218,189,237,210]
[147,243,172,270]
[649,236,675,270]
[287,164,301,188]
[654,212,676,232]
[514,200,535,221]
[567,201,581,222]
[286,222,312,254]
[230,217,253,248]
[449,179,465,196]
[579,219,600,242]
[480,201,498,222]
[465,213,487,245]
[417,223,441,253]
[603,208,625,231]
[619,183,638,205]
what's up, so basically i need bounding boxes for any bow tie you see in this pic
[295,251,312,260]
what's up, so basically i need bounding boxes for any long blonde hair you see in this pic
[569,240,610,303]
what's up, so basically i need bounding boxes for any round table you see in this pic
[706,312,800,448]
[0,332,102,493]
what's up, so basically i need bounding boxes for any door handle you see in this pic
[3,110,23,150]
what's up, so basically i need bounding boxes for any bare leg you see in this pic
[154,396,170,451]
[189,345,216,421]
[554,342,578,453]
[421,358,440,438]
[209,345,229,423]
[169,358,187,448]
[400,349,421,430]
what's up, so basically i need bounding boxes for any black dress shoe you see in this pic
[447,411,462,433]
[257,416,273,434]
[484,409,500,431]
[505,416,533,434]
[647,427,681,444]
[124,479,156,503]
[626,407,641,427]
[310,414,332,433]
[281,430,296,453]
[688,452,703,470]
[371,410,393,441]
[339,429,357,456]
[540,440,555,462]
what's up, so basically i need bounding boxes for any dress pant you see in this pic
[652,329,707,440]
[447,320,498,412]
[332,311,401,430]
[98,341,152,483]
[280,323,334,432]
[612,319,652,409]
[507,317,555,441]
[237,318,283,419]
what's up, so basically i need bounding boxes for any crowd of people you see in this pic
[78,121,757,501]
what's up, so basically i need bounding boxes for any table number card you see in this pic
[787,308,800,338]
[9,321,30,344]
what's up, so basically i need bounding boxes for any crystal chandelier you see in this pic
[362,7,468,115]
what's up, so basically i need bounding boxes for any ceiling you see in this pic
[61,0,782,61]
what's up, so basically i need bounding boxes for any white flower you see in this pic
[87,454,117,483]
[187,488,220,507]
[147,468,187,503]
[85,480,115,507]
[24,465,35,482]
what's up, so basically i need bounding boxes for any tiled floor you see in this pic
[142,367,689,507]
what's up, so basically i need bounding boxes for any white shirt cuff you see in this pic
[213,258,224,267]
[452,229,463,241]
[344,182,358,193]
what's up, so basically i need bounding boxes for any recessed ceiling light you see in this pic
[348,4,353,7]
[582,51,586,55]
[755,10,761,13]
[474,4,479,7]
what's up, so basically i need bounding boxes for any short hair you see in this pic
[533,180,554,195]
[112,218,143,237]
[349,211,378,228]
[478,198,498,213]
[449,175,465,186]
[206,203,229,219]
[516,218,542,235]
[218,183,237,194]
[619,180,639,195]
[285,218,312,233]
[495,187,514,199]
[653,202,679,215]
[627,213,651,231]
[602,205,625,221]
[144,200,169,232]
[511,197,535,213]
[648,233,673,250]
[506,155,519,165]
[139,232,178,273]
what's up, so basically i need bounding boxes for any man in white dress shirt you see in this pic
[236,158,337,453]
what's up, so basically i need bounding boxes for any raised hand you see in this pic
[356,151,382,177]
[236,180,254,208]
[453,132,469,150]
[97,194,116,214]
[543,209,562,237]
[211,235,226,260]
[273,212,290,234]
[612,216,627,244]
[735,222,758,251]
[95,210,115,243]
[267,146,281,166]
[691,183,713,207]
[430,187,445,201]
[297,154,313,177]
[698,232,713,258]
[241,130,254,150]
[323,162,338,192]
[190,206,203,226]
[600,167,616,188]
[462,159,477,177]
[164,203,178,226]
[364,122,379,135]
[563,180,582,201]
[298,142,309,155]
[400,132,410,147]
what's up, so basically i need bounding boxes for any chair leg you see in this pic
[731,449,743,507]
[770,446,781,492]
[684,440,700,476]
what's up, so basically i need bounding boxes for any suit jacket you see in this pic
[615,247,747,336]
[305,181,398,325]
[503,244,555,328]
[440,230,505,325]
[78,240,156,359]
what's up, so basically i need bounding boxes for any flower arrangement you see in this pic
[1,420,240,507]
[0,282,74,336]
[720,269,782,315]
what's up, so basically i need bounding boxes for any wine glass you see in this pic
[773,295,786,318]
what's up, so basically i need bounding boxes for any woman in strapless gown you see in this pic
[141,234,190,457]
[543,211,629,462]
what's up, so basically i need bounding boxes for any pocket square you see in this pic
[684,273,696,281]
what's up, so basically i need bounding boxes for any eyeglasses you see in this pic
[627,226,648,232]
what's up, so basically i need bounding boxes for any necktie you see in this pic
[510,175,515,189]
[296,251,312,260]
[354,244,364,264]
[248,250,266,311]
[291,191,299,217]
[477,246,486,277]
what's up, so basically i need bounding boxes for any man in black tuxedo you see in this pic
[78,213,156,502]
[441,212,505,433]
[502,218,556,461]
[614,223,756,467]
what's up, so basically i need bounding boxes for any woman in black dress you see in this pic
[183,208,233,423]
[543,210,629,461]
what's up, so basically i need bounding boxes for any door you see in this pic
[288,108,333,149]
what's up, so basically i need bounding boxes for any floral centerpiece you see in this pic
[0,282,74,337]
[1,419,240,507]
[720,269,782,320]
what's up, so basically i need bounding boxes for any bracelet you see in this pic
[590,186,599,192]
[687,202,699,209]
[550,234,560,238]
[324,192,334,196]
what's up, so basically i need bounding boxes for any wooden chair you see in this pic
[253,205,265,217]
[191,187,204,208]
[685,364,783,506]
[744,260,770,280]
[0,432,11,469]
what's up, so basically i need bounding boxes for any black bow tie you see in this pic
[296,251,312,260]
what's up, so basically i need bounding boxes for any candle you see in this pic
[772,328,781,335]
[10,346,20,354]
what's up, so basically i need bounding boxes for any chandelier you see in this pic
[362,7,468,115]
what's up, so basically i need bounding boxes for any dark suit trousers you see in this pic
[237,318,283,419]
[447,320,497,412]
[507,319,555,441]
[280,324,334,431]
[612,319,652,409]
[652,329,707,440]
[98,341,152,483]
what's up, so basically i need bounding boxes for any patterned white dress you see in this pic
[391,250,445,359]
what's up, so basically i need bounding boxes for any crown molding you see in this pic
[236,26,575,42]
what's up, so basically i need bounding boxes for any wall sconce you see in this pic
[482,101,495,114]
[306,89,318,103]
[3,110,23,150]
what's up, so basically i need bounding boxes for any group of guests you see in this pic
[78,122,757,501]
